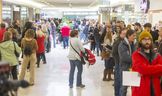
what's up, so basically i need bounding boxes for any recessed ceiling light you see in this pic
[67,0,70,1]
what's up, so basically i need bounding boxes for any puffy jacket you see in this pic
[132,48,162,96]
[112,37,123,65]
[0,40,21,66]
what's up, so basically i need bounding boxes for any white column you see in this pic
[0,0,2,23]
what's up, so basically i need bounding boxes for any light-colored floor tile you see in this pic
[18,44,131,96]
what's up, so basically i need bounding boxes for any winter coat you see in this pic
[112,37,123,65]
[0,40,21,66]
[94,27,101,43]
[118,38,135,70]
[36,35,45,54]
[61,26,70,37]
[68,37,85,61]
[132,48,162,96]
[0,28,6,42]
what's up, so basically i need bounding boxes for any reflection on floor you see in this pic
[18,45,131,96]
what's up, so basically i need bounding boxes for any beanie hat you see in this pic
[138,31,153,42]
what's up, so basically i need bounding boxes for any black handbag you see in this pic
[13,42,20,57]
[70,42,86,65]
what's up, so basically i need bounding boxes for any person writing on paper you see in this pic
[132,31,162,96]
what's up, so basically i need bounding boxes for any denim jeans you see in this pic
[52,32,56,48]
[11,65,18,80]
[114,64,121,96]
[69,60,83,87]
[63,36,69,49]
[95,42,101,56]
[120,65,129,96]
[37,52,46,67]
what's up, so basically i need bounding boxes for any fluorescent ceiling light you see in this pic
[3,0,46,8]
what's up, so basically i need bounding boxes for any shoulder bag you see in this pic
[70,42,86,65]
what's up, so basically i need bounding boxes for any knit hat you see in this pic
[138,31,153,42]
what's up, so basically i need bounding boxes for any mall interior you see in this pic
[0,0,162,96]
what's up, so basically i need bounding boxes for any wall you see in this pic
[149,0,162,26]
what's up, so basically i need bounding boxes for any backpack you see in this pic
[81,48,96,65]
[23,43,32,56]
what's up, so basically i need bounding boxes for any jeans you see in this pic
[52,32,56,48]
[95,42,101,56]
[63,36,69,49]
[37,52,46,67]
[11,65,18,80]
[114,64,121,96]
[79,32,85,41]
[120,65,129,96]
[69,60,83,87]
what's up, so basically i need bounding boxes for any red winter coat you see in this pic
[36,35,45,54]
[132,48,162,96]
[0,28,6,42]
[61,26,70,37]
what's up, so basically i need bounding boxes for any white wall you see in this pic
[152,12,162,26]
[150,0,162,10]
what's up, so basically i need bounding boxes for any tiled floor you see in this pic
[18,44,131,96]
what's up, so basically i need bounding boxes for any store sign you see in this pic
[99,7,111,13]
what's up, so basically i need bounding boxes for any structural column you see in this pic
[35,8,40,20]
[28,8,34,21]
[98,14,101,24]
[0,0,2,23]
[13,6,21,22]
[99,7,111,24]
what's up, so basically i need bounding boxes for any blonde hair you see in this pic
[104,26,112,43]
[3,31,12,41]
[25,29,35,38]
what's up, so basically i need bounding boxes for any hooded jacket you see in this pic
[0,40,21,66]
[132,48,162,96]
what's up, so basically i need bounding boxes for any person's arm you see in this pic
[33,39,38,51]
[14,42,21,54]
[77,39,85,53]
[132,53,162,76]
[21,39,24,50]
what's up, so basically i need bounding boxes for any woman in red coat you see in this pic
[132,31,162,96]
[36,25,46,68]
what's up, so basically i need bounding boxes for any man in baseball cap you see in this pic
[131,30,162,96]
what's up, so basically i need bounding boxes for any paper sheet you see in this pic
[123,71,141,87]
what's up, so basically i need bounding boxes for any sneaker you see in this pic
[77,84,85,88]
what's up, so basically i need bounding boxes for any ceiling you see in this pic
[33,0,99,8]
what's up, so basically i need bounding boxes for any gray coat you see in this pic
[118,38,135,71]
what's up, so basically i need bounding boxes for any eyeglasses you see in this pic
[142,38,151,42]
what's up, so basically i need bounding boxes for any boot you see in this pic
[103,69,108,81]
[107,69,113,81]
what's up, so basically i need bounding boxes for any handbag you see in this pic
[70,42,86,65]
[13,41,20,57]
[101,47,110,60]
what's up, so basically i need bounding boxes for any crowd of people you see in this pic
[0,17,162,96]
